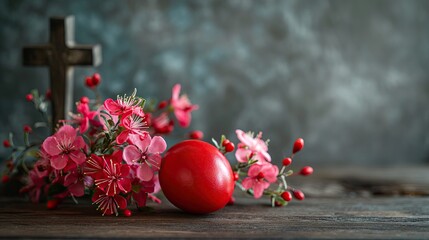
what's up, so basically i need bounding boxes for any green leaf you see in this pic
[212,138,219,148]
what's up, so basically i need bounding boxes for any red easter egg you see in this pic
[159,140,235,214]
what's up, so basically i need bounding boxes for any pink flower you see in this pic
[20,170,46,203]
[171,84,198,127]
[130,177,155,207]
[71,102,98,133]
[123,134,166,182]
[64,169,87,197]
[116,114,149,144]
[92,188,127,216]
[241,163,279,199]
[84,154,105,179]
[42,125,87,170]
[235,130,271,163]
[151,112,174,134]
[103,93,143,118]
[94,152,131,196]
[34,150,52,178]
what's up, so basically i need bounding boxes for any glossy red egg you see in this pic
[159,140,235,214]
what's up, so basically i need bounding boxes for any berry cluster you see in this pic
[217,132,313,207]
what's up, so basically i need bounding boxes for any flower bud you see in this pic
[25,93,33,102]
[85,76,93,88]
[189,130,204,140]
[23,125,32,133]
[80,96,90,104]
[3,140,11,148]
[299,166,313,176]
[281,191,292,201]
[293,190,305,200]
[158,101,168,109]
[91,73,101,87]
[46,199,60,209]
[123,209,132,217]
[293,138,304,154]
[282,157,292,166]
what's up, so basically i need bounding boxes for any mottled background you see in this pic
[1,0,428,167]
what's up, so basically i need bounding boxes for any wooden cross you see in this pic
[23,16,101,132]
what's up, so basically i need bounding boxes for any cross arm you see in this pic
[67,45,102,66]
[22,45,51,66]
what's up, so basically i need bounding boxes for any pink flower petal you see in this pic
[147,154,161,170]
[148,136,167,154]
[120,164,130,177]
[42,136,61,156]
[92,188,105,202]
[114,194,127,210]
[236,130,254,147]
[56,125,77,142]
[116,130,129,144]
[133,191,147,207]
[261,151,272,162]
[123,145,142,164]
[79,117,89,133]
[128,134,151,152]
[50,154,68,170]
[104,98,121,115]
[174,109,190,127]
[252,182,269,199]
[241,177,254,190]
[64,172,78,186]
[68,182,85,197]
[73,136,86,149]
[118,178,131,193]
[262,164,279,183]
[248,164,262,178]
[235,148,252,163]
[137,164,154,182]
[171,84,181,103]
[69,150,86,165]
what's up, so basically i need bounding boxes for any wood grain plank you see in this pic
[0,196,428,239]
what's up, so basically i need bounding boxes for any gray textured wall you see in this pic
[1,0,428,166]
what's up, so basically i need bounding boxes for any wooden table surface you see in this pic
[1,167,428,239]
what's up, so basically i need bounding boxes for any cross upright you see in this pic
[23,16,101,132]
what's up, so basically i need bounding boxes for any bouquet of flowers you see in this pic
[1,74,312,216]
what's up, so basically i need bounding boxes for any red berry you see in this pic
[1,175,10,183]
[224,142,235,153]
[222,139,230,146]
[46,199,60,210]
[158,101,168,109]
[91,73,101,87]
[23,125,32,133]
[282,157,292,166]
[293,190,305,200]
[25,94,33,102]
[123,209,132,217]
[281,191,292,201]
[233,172,239,181]
[189,130,204,140]
[274,201,284,207]
[3,140,11,148]
[45,89,52,100]
[300,166,313,176]
[80,96,90,104]
[85,76,94,88]
[293,138,304,154]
